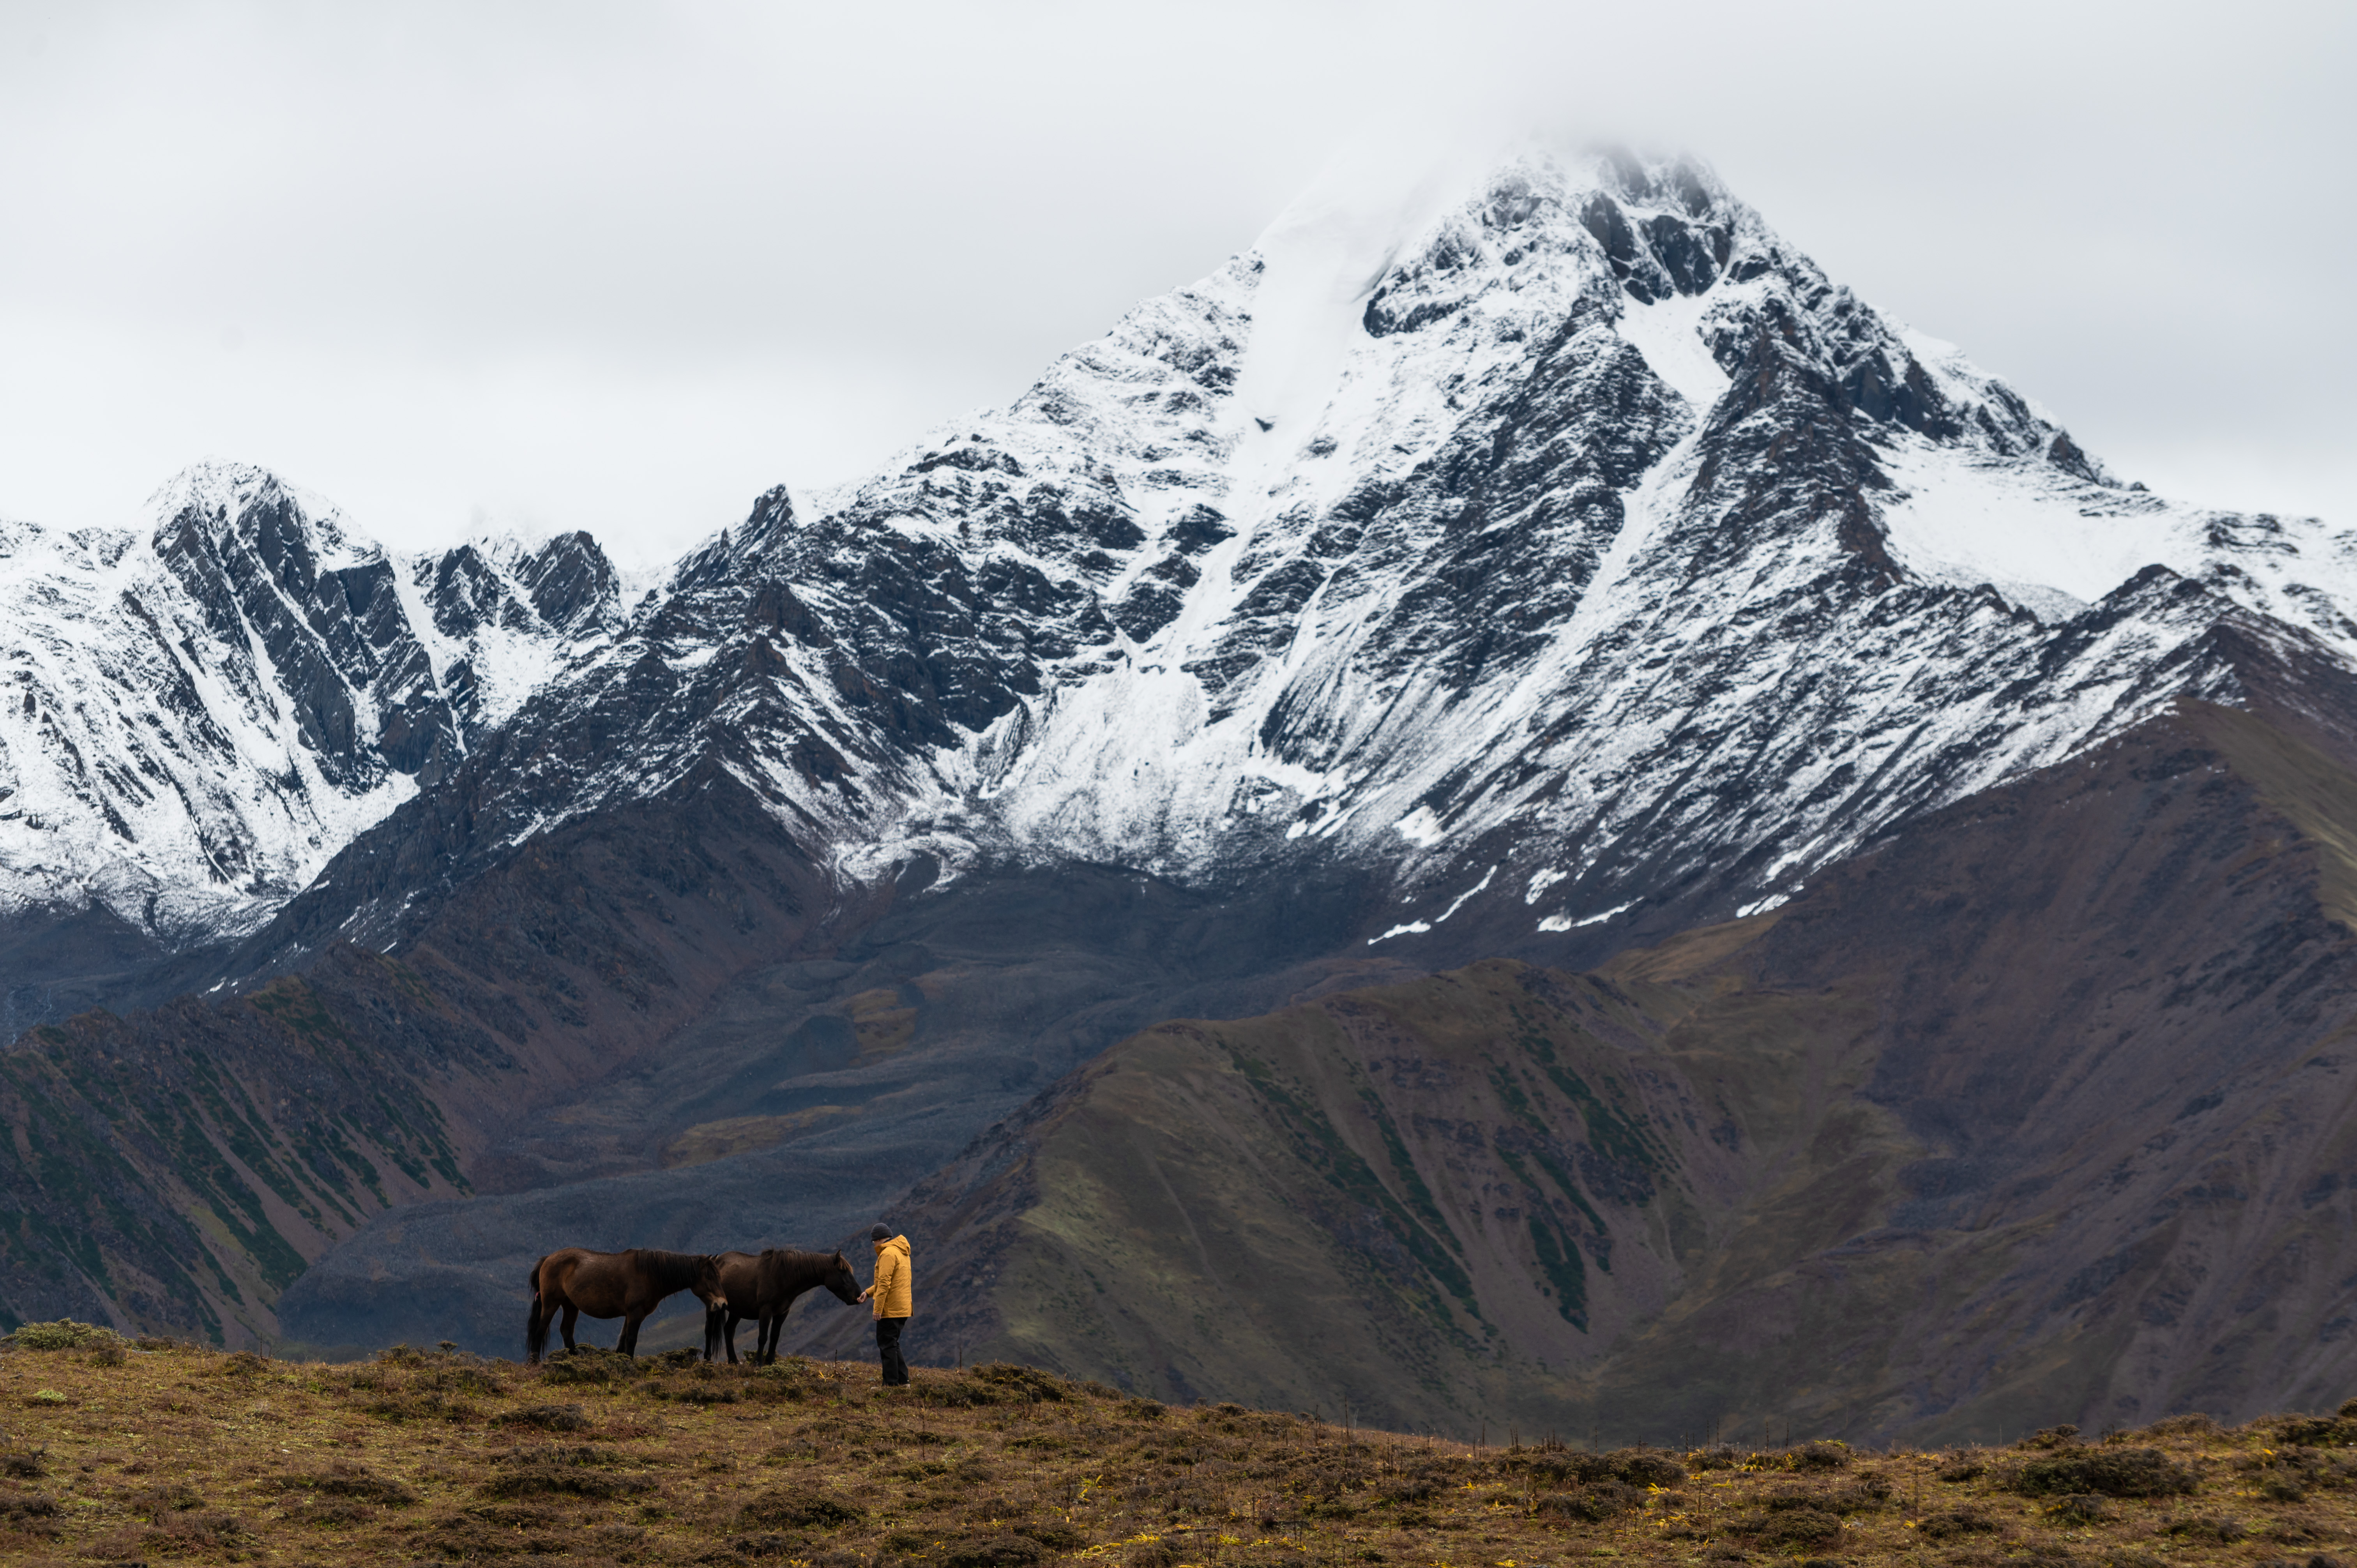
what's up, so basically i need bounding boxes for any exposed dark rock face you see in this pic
[176,153,2343,1021]
[0,464,624,1018]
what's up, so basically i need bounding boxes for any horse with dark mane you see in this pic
[702,1248,860,1365]
[526,1248,729,1363]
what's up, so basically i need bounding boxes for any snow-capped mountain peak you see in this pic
[652,143,2356,946]
[148,457,373,572]
[15,146,2355,984]
[0,463,624,950]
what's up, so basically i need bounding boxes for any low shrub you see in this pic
[284,1463,418,1506]
[132,1481,206,1519]
[1919,1508,2002,1540]
[739,1489,863,1529]
[1014,1523,1085,1550]
[2140,1413,2218,1438]
[732,1532,812,1559]
[500,1402,592,1431]
[1535,1480,1641,1521]
[3,1320,120,1351]
[481,1445,654,1501]
[2048,1494,2117,1524]
[2019,1425,2082,1450]
[941,1534,1047,1568]
[1745,1507,1843,1548]
[1520,1447,1685,1488]
[539,1346,640,1385]
[2014,1447,2196,1498]
[1614,1450,1689,1487]
[154,1508,247,1547]
[961,1363,1071,1404]
[1376,1470,1442,1504]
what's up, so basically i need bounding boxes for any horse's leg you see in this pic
[560,1303,579,1353]
[764,1282,809,1365]
[621,1310,647,1358]
[724,1312,743,1366]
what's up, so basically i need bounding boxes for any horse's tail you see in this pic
[524,1255,550,1365]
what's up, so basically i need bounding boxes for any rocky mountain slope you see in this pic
[7,145,2357,1384]
[0,462,624,1031]
[178,147,2357,998]
[788,654,2357,1442]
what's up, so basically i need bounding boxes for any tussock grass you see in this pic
[0,1330,2349,1565]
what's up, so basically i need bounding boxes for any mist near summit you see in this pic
[0,0,2348,567]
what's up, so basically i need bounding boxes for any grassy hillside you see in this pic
[793,706,2357,1442]
[0,1323,2350,1566]
[0,952,495,1346]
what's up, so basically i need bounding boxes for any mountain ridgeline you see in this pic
[3,146,2354,1438]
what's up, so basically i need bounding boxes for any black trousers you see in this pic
[875,1315,910,1385]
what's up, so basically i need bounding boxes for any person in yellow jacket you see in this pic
[855,1222,913,1386]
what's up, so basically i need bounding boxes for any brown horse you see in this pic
[526,1248,729,1363]
[701,1248,860,1365]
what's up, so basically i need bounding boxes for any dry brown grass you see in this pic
[0,1331,2350,1567]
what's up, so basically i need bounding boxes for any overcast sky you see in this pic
[1,0,2349,568]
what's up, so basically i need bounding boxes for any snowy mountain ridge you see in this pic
[627,143,2357,946]
[12,145,2357,983]
[0,460,624,950]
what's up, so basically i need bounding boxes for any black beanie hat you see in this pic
[871,1223,892,1242]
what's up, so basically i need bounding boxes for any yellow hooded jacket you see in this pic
[870,1234,912,1319]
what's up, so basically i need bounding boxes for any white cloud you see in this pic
[0,0,2349,560]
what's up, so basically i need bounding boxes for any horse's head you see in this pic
[824,1250,862,1306]
[695,1254,730,1314]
